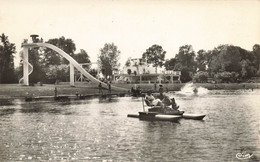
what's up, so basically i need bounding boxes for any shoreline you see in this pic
[0,82,259,99]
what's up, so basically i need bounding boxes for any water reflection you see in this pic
[0,99,14,106]
[98,96,120,103]
[0,108,16,116]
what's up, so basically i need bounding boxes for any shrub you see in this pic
[193,71,209,83]
[214,72,239,83]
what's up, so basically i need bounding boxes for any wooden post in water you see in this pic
[141,96,145,112]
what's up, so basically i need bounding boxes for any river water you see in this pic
[0,89,259,161]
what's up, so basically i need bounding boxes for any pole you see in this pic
[141,96,145,112]
[23,48,29,85]
[70,62,75,86]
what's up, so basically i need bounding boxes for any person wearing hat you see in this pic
[157,85,165,101]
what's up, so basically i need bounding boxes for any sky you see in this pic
[1,0,260,68]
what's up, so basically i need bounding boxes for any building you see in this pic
[113,58,181,83]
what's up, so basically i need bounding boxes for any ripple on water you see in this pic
[0,91,259,161]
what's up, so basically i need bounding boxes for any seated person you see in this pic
[193,87,198,94]
[170,97,179,110]
[137,86,142,95]
[145,90,163,107]
[157,87,179,110]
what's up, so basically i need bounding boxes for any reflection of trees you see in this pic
[20,102,50,114]
[98,97,119,103]
[0,99,14,106]
[0,108,16,116]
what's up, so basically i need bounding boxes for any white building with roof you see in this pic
[113,57,181,84]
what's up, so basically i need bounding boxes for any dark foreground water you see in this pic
[0,90,259,161]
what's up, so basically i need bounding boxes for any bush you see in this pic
[257,69,260,77]
[45,65,69,83]
[214,72,239,83]
[193,71,209,83]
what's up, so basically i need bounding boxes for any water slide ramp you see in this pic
[22,43,127,91]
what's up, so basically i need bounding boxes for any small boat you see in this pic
[130,88,142,97]
[25,96,33,102]
[127,97,206,121]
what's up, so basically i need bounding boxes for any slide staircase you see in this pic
[19,50,33,84]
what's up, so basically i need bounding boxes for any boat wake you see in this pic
[177,82,209,96]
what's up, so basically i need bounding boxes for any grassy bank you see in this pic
[0,82,259,99]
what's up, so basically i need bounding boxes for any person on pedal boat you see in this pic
[157,86,179,110]
[170,97,179,110]
[145,90,163,107]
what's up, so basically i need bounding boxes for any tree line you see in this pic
[138,44,260,83]
[165,44,260,83]
[0,33,260,84]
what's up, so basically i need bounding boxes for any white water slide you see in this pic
[20,43,127,91]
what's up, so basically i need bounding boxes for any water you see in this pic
[0,90,260,161]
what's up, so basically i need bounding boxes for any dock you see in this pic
[25,92,129,102]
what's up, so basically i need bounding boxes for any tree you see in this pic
[73,49,90,63]
[196,49,208,71]
[88,68,98,78]
[142,44,166,73]
[174,45,196,82]
[45,65,69,83]
[207,45,241,75]
[252,44,260,70]
[0,33,16,83]
[209,45,259,79]
[220,45,241,73]
[175,45,196,71]
[42,36,76,66]
[73,49,91,81]
[238,47,257,79]
[206,47,223,76]
[240,59,255,79]
[73,49,91,70]
[164,58,177,70]
[28,48,45,83]
[98,43,120,78]
[206,44,260,81]
[39,36,78,83]
[125,58,131,67]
